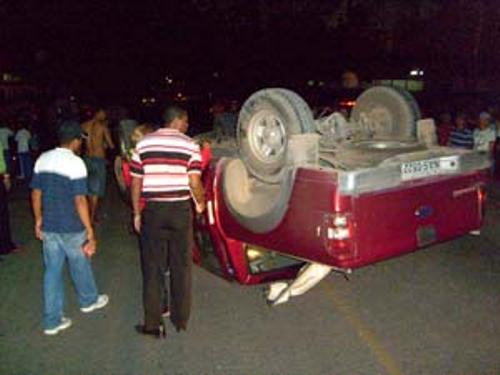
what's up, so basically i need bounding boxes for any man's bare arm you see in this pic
[31,189,43,240]
[189,173,206,212]
[75,195,95,240]
[104,124,115,149]
[131,176,142,215]
[131,176,142,232]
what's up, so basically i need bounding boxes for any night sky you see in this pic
[2,1,500,104]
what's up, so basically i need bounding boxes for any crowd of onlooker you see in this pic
[0,98,238,256]
[2,100,500,190]
[1,98,500,259]
[0,119,41,184]
[434,109,500,176]
[0,116,40,255]
[437,110,498,153]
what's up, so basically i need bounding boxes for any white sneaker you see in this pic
[80,294,109,313]
[44,317,72,335]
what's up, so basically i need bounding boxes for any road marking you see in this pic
[323,284,405,375]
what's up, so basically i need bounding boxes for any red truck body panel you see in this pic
[193,162,302,285]
[342,173,486,268]
[193,159,488,284]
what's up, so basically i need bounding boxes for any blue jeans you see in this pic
[42,231,98,329]
[84,157,107,197]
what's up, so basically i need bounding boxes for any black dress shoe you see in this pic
[175,323,187,333]
[135,324,166,338]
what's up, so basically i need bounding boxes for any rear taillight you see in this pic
[478,185,487,218]
[323,213,354,259]
[327,221,350,240]
[478,186,486,204]
[332,213,351,239]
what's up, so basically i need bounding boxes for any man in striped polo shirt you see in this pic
[448,113,473,150]
[130,106,205,337]
[31,121,108,335]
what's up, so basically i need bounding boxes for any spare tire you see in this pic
[350,86,420,140]
[222,158,295,233]
[238,88,315,183]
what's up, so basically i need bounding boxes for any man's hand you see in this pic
[35,219,43,240]
[133,213,141,233]
[195,201,206,214]
[189,173,206,214]
[82,230,97,257]
[82,238,97,257]
[3,175,11,192]
[31,189,43,240]
[131,177,142,233]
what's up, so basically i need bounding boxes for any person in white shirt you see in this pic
[0,122,14,174]
[15,124,33,181]
[473,112,496,153]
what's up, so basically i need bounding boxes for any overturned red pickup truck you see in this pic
[117,86,490,305]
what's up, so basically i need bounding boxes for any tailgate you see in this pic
[349,172,487,267]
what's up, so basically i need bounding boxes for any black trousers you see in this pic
[0,180,16,254]
[140,200,193,330]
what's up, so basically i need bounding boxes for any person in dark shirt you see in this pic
[0,143,19,255]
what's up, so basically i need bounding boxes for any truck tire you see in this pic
[222,158,295,233]
[238,88,315,183]
[350,86,420,140]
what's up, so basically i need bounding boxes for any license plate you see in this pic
[401,159,441,181]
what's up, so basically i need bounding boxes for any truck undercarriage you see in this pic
[116,86,490,305]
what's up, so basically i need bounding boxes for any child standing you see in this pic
[122,124,154,210]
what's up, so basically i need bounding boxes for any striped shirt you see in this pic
[30,148,88,232]
[448,128,473,149]
[130,128,202,202]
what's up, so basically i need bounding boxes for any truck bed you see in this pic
[210,148,490,270]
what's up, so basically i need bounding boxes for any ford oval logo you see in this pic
[415,205,433,219]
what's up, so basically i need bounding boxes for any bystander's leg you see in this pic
[140,203,169,330]
[166,203,192,331]
[0,179,17,254]
[42,233,66,330]
[64,231,99,307]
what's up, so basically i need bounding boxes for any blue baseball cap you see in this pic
[58,120,87,142]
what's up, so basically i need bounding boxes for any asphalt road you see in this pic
[1,181,499,375]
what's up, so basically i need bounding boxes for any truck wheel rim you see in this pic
[248,110,286,163]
